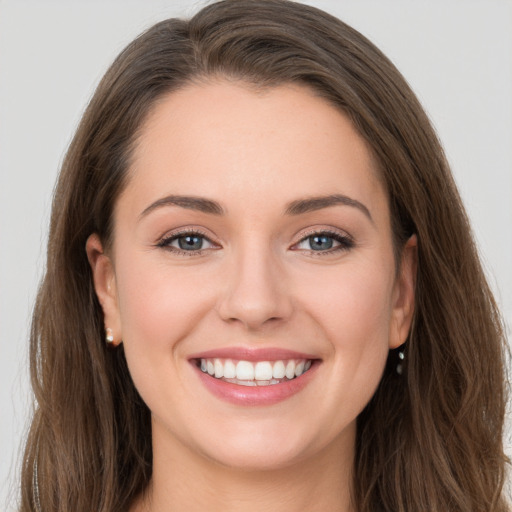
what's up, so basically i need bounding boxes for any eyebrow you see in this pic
[285,194,373,222]
[139,193,372,222]
[139,195,225,219]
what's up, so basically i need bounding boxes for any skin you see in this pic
[87,81,416,512]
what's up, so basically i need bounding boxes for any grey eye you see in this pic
[161,232,215,252]
[296,234,339,251]
[176,235,204,251]
[307,235,335,251]
[294,231,354,254]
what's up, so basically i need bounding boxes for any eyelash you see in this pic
[156,229,354,257]
[292,229,354,255]
[157,229,216,257]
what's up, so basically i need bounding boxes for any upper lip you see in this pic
[188,347,319,362]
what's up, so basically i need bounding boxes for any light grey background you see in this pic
[1,1,511,509]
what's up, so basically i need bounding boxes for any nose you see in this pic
[217,245,293,331]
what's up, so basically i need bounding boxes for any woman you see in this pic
[19,0,509,511]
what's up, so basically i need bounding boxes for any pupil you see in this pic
[310,235,333,250]
[178,235,202,250]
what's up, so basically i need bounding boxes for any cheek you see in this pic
[302,261,394,341]
[112,254,221,418]
[114,254,216,355]
[297,260,395,392]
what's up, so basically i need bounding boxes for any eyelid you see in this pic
[156,227,221,255]
[294,226,353,243]
[155,226,354,256]
[291,227,355,254]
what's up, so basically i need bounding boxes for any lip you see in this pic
[189,348,321,406]
[188,346,319,362]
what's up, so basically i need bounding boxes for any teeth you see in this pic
[255,361,273,380]
[272,360,286,379]
[294,361,305,377]
[224,359,236,379]
[224,378,258,386]
[285,360,295,380]
[214,359,223,378]
[236,360,255,380]
[199,357,314,385]
[225,378,283,386]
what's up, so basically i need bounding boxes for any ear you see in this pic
[389,235,417,349]
[86,233,122,346]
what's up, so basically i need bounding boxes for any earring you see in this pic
[396,349,405,375]
[105,327,114,344]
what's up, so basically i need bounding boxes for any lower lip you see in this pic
[192,361,319,406]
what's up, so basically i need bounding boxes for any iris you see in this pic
[178,235,203,250]
[308,235,334,251]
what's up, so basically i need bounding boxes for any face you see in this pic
[88,81,416,472]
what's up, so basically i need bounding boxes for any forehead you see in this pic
[123,80,387,220]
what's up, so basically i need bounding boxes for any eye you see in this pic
[158,230,217,254]
[293,231,354,254]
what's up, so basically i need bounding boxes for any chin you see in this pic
[201,441,308,472]
[192,420,334,473]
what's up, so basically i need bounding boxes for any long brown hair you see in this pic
[20,1,509,510]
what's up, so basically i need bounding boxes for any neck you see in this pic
[132,422,356,512]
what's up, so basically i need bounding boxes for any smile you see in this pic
[198,358,313,386]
